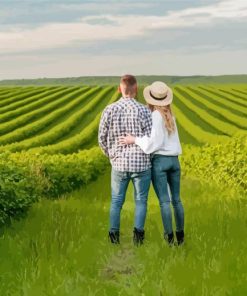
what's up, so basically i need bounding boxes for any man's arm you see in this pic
[98,108,110,157]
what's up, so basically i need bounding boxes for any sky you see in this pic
[0,0,247,79]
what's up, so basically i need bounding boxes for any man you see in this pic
[98,74,152,245]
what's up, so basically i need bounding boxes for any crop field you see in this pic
[0,84,246,295]
[0,84,246,152]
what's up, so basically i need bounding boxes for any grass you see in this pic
[0,168,246,296]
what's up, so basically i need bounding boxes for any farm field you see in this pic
[0,84,246,152]
[0,83,246,295]
[0,168,246,295]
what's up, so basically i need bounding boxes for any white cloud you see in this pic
[0,0,246,55]
[152,0,247,28]
[58,2,152,11]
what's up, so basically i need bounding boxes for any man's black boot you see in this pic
[164,232,174,246]
[108,230,120,244]
[176,230,184,246]
[133,227,145,246]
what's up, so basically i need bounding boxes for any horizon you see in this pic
[1,73,247,82]
[1,0,247,79]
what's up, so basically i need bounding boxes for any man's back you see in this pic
[99,97,152,172]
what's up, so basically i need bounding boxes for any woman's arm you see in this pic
[119,111,164,154]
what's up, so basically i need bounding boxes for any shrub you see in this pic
[181,135,247,193]
[0,147,109,226]
[0,156,40,226]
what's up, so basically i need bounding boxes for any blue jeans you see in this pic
[151,155,184,235]
[110,168,151,232]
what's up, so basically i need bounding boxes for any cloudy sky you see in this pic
[0,0,247,79]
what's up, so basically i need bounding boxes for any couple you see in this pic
[98,74,184,246]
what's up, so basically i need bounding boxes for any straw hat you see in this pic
[143,81,173,106]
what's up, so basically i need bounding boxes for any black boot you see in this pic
[133,227,145,246]
[176,230,184,246]
[164,232,174,246]
[108,230,120,244]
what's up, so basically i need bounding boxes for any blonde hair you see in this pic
[148,104,176,135]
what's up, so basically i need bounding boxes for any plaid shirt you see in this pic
[98,97,152,172]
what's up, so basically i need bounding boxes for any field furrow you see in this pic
[231,88,247,96]
[27,90,121,154]
[175,120,201,146]
[199,86,247,108]
[0,87,84,136]
[210,87,247,107]
[0,87,47,107]
[0,87,23,96]
[173,89,242,136]
[56,87,116,142]
[171,104,229,144]
[0,84,244,153]
[0,86,63,114]
[175,87,241,127]
[0,87,79,124]
[0,87,101,145]
[173,90,225,135]
[177,86,247,129]
[0,87,115,152]
[218,88,247,101]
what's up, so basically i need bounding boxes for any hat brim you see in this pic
[143,85,173,106]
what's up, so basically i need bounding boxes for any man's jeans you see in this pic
[110,168,151,232]
[151,155,184,235]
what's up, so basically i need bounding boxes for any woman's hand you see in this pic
[119,134,136,145]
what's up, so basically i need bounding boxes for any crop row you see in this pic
[0,86,63,115]
[0,87,115,152]
[0,86,33,97]
[0,87,25,97]
[0,87,48,108]
[199,86,247,108]
[231,88,247,96]
[176,86,247,130]
[172,104,229,144]
[0,87,80,124]
[28,90,121,154]
[216,88,247,103]
[190,87,247,117]
[0,86,100,145]
[0,87,86,135]
[0,85,245,153]
[173,89,242,137]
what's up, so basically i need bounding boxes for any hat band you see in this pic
[149,91,168,101]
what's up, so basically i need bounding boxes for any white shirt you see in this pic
[135,110,182,155]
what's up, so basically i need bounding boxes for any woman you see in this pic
[119,81,185,246]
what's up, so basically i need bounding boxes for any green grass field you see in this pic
[0,83,246,295]
[0,170,246,295]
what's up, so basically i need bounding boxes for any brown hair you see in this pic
[120,74,137,96]
[148,104,176,135]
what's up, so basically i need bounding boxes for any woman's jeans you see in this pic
[151,155,184,235]
[110,168,151,232]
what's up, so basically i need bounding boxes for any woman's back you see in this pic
[135,109,182,155]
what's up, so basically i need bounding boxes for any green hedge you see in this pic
[0,147,109,226]
[181,135,247,193]
[0,158,40,225]
[1,135,245,227]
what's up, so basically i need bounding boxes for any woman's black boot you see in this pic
[176,230,184,245]
[164,232,174,246]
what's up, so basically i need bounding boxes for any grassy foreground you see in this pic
[0,168,246,296]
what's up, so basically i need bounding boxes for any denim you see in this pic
[151,155,184,235]
[110,168,151,232]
